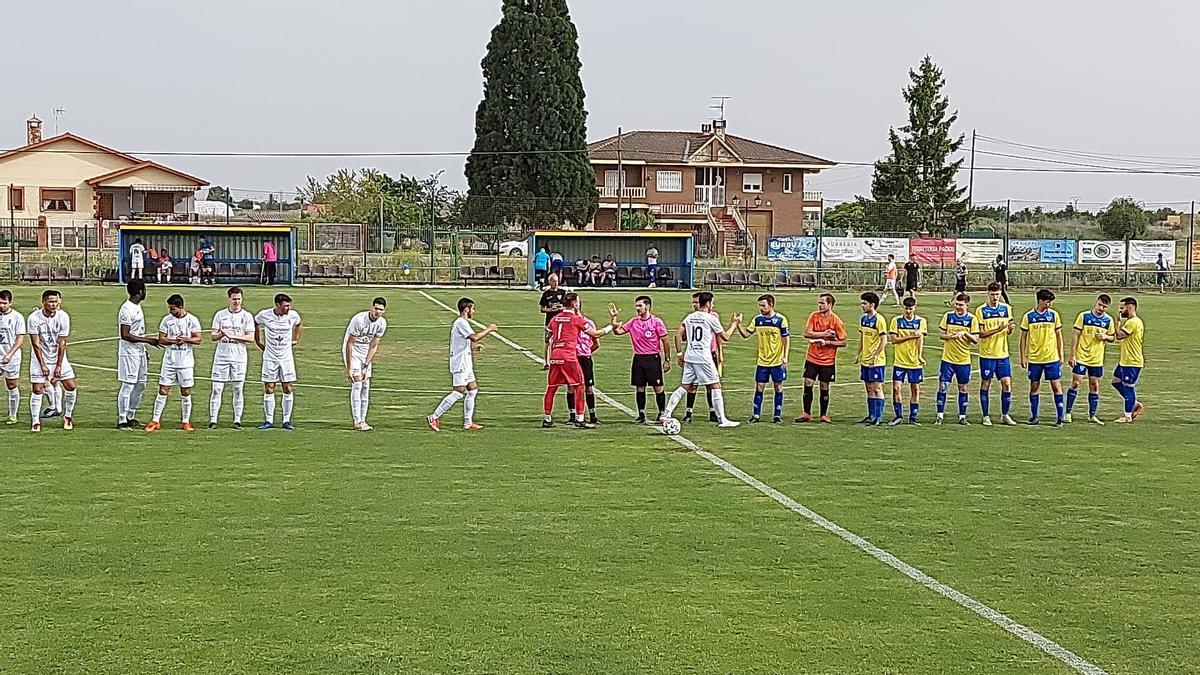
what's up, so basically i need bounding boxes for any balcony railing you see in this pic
[803,190,823,202]
[598,186,646,199]
[653,203,709,216]
[694,185,726,208]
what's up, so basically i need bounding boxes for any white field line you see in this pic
[416,290,1108,675]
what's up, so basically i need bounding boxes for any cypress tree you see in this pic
[466,0,597,229]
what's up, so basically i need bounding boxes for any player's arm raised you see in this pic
[469,323,498,342]
[734,315,754,339]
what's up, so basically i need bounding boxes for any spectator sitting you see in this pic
[574,258,588,286]
[601,254,618,287]
[189,251,202,285]
[586,255,603,286]
[157,248,172,283]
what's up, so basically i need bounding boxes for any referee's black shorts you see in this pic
[631,354,664,388]
[803,360,836,383]
[579,355,595,387]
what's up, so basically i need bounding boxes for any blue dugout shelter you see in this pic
[117,223,296,285]
[526,231,695,288]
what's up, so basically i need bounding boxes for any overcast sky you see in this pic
[5,0,1200,208]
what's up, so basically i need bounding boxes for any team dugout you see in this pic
[526,231,694,288]
[118,223,295,285]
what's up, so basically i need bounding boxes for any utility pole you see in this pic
[616,127,623,230]
[967,129,976,210]
[8,183,15,281]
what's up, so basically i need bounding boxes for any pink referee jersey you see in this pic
[622,315,667,355]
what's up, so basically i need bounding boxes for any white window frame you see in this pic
[742,172,763,193]
[656,170,682,193]
[782,173,793,193]
[604,170,621,189]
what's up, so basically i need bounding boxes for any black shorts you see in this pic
[803,360,836,383]
[631,354,664,388]
[1157,272,1168,284]
[954,278,966,292]
[578,356,595,387]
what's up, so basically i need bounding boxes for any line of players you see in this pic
[0,280,391,432]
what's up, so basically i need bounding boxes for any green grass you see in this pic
[1,283,1197,674]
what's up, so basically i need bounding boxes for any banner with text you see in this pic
[956,238,1004,264]
[1038,239,1077,264]
[820,237,909,262]
[909,238,957,264]
[766,236,818,262]
[1128,240,1176,265]
[1192,241,1200,265]
[1078,240,1125,265]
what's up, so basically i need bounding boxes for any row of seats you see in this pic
[459,266,518,286]
[702,271,817,289]
[21,267,88,283]
[296,263,356,285]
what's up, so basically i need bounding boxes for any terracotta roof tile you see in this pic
[588,130,834,166]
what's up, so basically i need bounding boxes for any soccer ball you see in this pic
[662,418,682,435]
[648,282,656,289]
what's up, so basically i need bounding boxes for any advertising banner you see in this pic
[1078,240,1125,265]
[766,236,817,262]
[909,238,957,265]
[1007,240,1041,262]
[956,238,1003,264]
[819,237,909,262]
[1127,240,1176,265]
[1038,239,1077,264]
[1192,240,1200,265]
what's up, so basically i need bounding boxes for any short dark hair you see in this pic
[819,293,836,306]
[372,297,387,308]
[986,282,1001,292]
[902,297,916,308]
[1120,296,1137,308]
[860,291,879,307]
[1097,293,1112,304]
[457,297,474,312]
[955,293,971,303]
[0,289,11,302]
[42,289,60,301]
[695,291,714,308]
[634,295,652,306]
[564,292,580,306]
[1036,289,1055,303]
[691,292,701,299]
[887,253,895,260]
[757,294,775,306]
[167,293,184,308]
[228,286,243,297]
[126,279,146,298]
[274,293,292,305]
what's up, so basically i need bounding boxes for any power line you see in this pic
[977,134,1200,164]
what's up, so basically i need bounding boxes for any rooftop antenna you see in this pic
[709,96,731,120]
[52,107,66,134]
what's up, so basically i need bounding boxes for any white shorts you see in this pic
[681,360,720,386]
[131,259,144,270]
[117,353,149,384]
[211,359,248,383]
[262,355,297,383]
[885,279,897,289]
[347,356,373,379]
[1,354,20,381]
[160,365,195,388]
[452,366,476,388]
[30,357,75,384]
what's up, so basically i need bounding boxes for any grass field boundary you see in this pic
[417,290,1109,675]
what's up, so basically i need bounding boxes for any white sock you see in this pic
[55,384,64,412]
[664,387,687,417]
[232,382,244,423]
[118,383,133,422]
[30,393,42,425]
[711,389,727,424]
[464,389,477,425]
[153,394,167,422]
[180,395,192,424]
[282,393,294,423]
[62,390,76,418]
[263,394,276,423]
[433,390,464,418]
[359,381,370,423]
[128,383,145,419]
[8,387,19,418]
[350,381,363,423]
[210,382,225,423]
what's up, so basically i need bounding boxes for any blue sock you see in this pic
[980,389,990,417]
[1066,387,1078,413]
[773,391,783,419]
[1088,393,1099,418]
[958,392,968,417]
[1001,391,1012,415]
[1124,386,1137,414]
[875,397,885,420]
[753,390,764,416]
[936,388,947,414]
[1030,393,1040,420]
[866,397,876,421]
[1054,393,1065,422]
[1111,380,1127,403]
[894,401,903,419]
[909,403,919,422]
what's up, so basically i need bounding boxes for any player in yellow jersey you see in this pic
[856,292,888,425]
[974,282,1017,426]
[734,294,790,423]
[1112,296,1145,423]
[888,297,926,425]
[1066,293,1115,425]
[1019,288,1065,426]
[936,293,978,425]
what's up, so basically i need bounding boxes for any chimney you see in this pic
[712,119,726,139]
[701,123,712,134]
[27,115,43,145]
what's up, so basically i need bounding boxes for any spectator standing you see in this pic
[992,254,1010,304]
[128,238,146,280]
[262,240,278,285]
[550,251,565,278]
[533,247,551,289]
[646,245,660,287]
[1155,253,1171,293]
[903,259,920,298]
[198,237,216,285]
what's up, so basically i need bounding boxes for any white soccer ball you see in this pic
[662,418,682,435]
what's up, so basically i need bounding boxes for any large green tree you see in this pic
[1098,197,1149,239]
[871,56,968,234]
[465,0,597,229]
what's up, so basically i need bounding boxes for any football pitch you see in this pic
[1,283,1197,674]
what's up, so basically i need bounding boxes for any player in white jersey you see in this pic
[128,238,146,280]
[428,297,498,431]
[0,290,26,425]
[662,291,741,428]
[117,280,160,429]
[255,293,302,430]
[145,294,202,432]
[27,289,77,431]
[209,286,255,428]
[343,297,389,431]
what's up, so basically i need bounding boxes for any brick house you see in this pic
[587,119,834,255]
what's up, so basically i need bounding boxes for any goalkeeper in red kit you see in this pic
[543,292,613,429]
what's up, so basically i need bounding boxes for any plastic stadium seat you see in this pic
[703,271,719,288]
